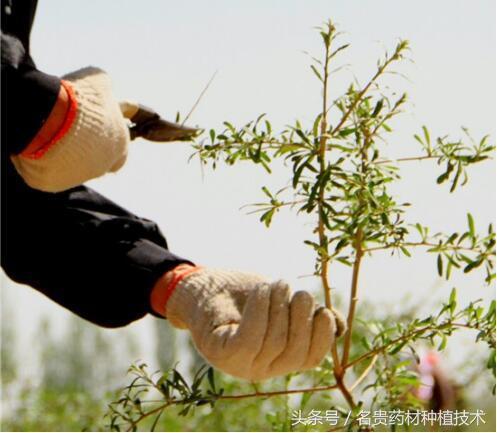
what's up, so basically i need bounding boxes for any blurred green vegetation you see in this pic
[2,292,493,432]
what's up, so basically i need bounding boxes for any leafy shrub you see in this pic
[106,20,495,432]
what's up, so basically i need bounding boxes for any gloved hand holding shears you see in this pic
[11,66,199,193]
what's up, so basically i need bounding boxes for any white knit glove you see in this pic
[11,67,129,192]
[161,267,346,381]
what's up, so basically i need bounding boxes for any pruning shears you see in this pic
[120,101,200,142]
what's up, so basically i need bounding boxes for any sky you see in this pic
[1,0,495,382]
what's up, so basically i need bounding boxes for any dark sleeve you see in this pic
[1,2,194,327]
[1,173,194,328]
[1,32,61,155]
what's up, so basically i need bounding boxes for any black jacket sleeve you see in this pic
[1,0,194,327]
[1,59,62,154]
[1,0,62,154]
[1,173,194,328]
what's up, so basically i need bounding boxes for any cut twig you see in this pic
[182,70,218,125]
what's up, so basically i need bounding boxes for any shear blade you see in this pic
[129,105,200,142]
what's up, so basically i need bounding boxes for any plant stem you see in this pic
[122,382,344,431]
[330,49,401,137]
[350,354,378,391]
[344,322,476,369]
[340,128,369,374]
[182,70,218,125]
[374,155,439,164]
[315,24,356,410]
[126,403,173,432]
[335,375,357,408]
[220,383,339,400]
[318,34,332,310]
[364,241,483,254]
[341,229,364,366]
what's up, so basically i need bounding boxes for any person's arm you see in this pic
[1,33,63,155]
[2,35,130,194]
[1,176,195,328]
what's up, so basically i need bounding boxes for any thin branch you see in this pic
[126,402,173,432]
[364,241,484,254]
[330,48,402,137]
[341,127,371,369]
[374,153,491,165]
[345,322,477,369]
[316,26,348,398]
[350,354,378,391]
[182,70,218,125]
[318,35,333,310]
[374,155,439,165]
[196,139,307,153]
[335,376,357,408]
[341,230,364,367]
[123,382,342,430]
[219,382,339,400]
[240,199,307,214]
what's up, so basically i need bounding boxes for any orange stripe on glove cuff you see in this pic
[150,264,203,317]
[20,80,78,159]
[11,67,130,193]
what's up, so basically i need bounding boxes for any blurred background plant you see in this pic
[2,294,495,431]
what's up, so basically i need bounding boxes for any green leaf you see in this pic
[382,124,392,132]
[447,233,458,244]
[338,127,356,138]
[414,134,424,146]
[336,256,352,266]
[335,238,349,252]
[313,113,323,137]
[389,341,407,354]
[485,300,496,320]
[372,99,384,118]
[422,125,430,146]
[310,64,323,82]
[293,162,306,188]
[260,158,272,173]
[261,186,273,199]
[360,336,371,350]
[295,128,311,144]
[260,209,275,227]
[438,334,447,351]
[445,261,453,279]
[450,163,462,192]
[449,288,457,313]
[223,121,235,132]
[207,367,216,392]
[279,144,303,153]
[396,375,420,386]
[330,43,350,59]
[436,172,449,184]
[467,213,475,237]
[265,120,272,135]
[463,258,483,273]
[437,254,443,276]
